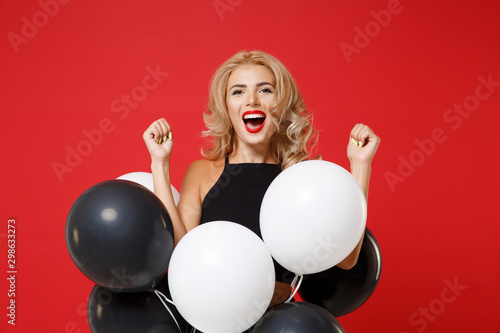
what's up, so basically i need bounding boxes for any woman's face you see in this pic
[226,64,277,149]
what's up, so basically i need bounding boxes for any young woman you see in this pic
[143,50,380,306]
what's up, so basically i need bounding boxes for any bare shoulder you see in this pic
[187,159,215,172]
[184,159,224,184]
[185,159,223,178]
[184,158,224,196]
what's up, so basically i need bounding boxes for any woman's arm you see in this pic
[143,118,187,245]
[176,160,207,232]
[336,123,380,269]
[151,162,187,246]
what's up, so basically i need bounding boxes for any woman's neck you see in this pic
[229,144,278,164]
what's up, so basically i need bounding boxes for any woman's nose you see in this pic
[246,91,260,106]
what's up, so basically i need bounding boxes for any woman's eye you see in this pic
[260,87,273,94]
[231,89,244,95]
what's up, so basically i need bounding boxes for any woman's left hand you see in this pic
[347,123,380,165]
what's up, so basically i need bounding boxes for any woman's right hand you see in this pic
[143,118,173,165]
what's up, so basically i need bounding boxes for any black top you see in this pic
[200,156,293,283]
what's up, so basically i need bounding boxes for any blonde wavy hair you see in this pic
[202,50,318,170]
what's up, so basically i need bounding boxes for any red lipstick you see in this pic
[242,110,266,133]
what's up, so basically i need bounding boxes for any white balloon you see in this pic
[260,160,367,275]
[117,171,154,190]
[168,221,275,333]
[117,172,180,205]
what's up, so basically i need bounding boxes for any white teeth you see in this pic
[243,114,265,120]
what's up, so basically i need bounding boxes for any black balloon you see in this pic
[66,180,174,292]
[299,228,382,317]
[88,284,189,333]
[251,302,345,333]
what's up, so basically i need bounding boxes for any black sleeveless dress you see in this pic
[200,156,294,284]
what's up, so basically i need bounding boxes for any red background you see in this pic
[2,0,500,332]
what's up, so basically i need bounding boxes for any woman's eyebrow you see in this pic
[257,81,274,87]
[229,84,246,90]
[229,81,275,91]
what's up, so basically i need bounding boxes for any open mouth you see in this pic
[242,110,266,133]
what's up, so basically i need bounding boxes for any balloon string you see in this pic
[153,290,182,333]
[154,289,176,306]
[285,274,303,303]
